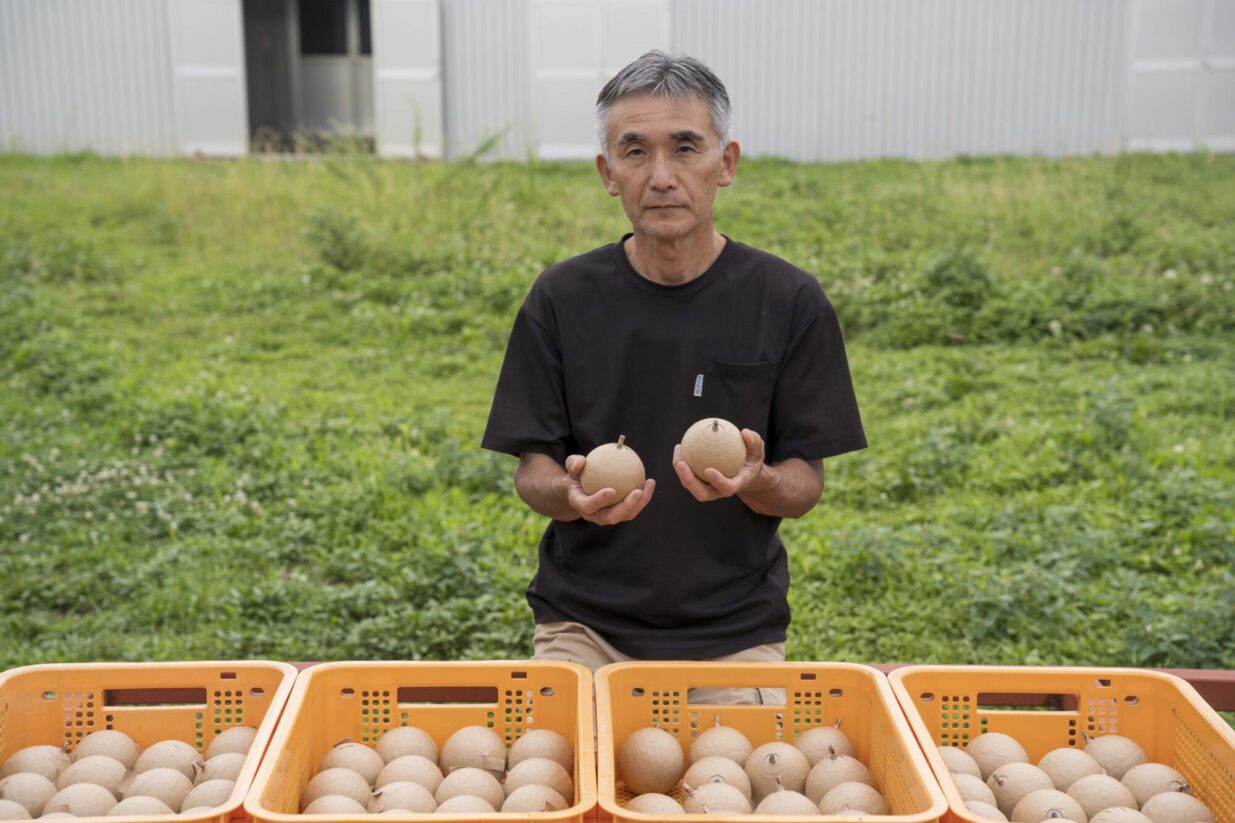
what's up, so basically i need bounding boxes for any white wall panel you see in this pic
[0,0,177,156]
[372,0,443,158]
[672,0,1130,162]
[170,0,248,156]
[442,0,532,160]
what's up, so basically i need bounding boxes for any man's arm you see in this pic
[515,452,656,525]
[673,429,824,518]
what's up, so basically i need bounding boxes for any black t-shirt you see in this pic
[482,235,867,659]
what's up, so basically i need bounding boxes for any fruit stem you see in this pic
[617,435,626,448]
[710,420,719,432]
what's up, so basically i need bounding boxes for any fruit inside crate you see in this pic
[596,661,947,823]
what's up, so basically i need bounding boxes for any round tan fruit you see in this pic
[938,745,982,780]
[501,785,568,813]
[617,728,684,796]
[1139,792,1215,823]
[302,794,368,815]
[744,742,810,803]
[681,418,746,480]
[580,437,646,499]
[317,741,385,787]
[435,795,495,813]
[507,729,573,773]
[367,781,437,813]
[1066,774,1136,820]
[689,720,752,766]
[302,769,369,811]
[194,753,244,786]
[625,793,684,815]
[56,756,129,797]
[72,732,140,772]
[1082,735,1146,781]
[988,763,1053,817]
[755,787,819,815]
[1011,789,1087,823]
[967,733,1029,781]
[440,727,507,779]
[1120,763,1188,808]
[0,799,29,820]
[375,755,443,793]
[818,782,889,815]
[805,749,874,804]
[966,800,1009,821]
[952,772,997,806]
[1037,748,1104,792]
[374,726,437,766]
[434,767,504,811]
[179,779,233,812]
[796,723,856,765]
[122,767,193,810]
[0,774,56,818]
[43,784,117,817]
[205,726,256,761]
[681,756,751,800]
[1,748,69,783]
[503,758,573,800]
[133,741,200,781]
[1090,809,1153,823]
[681,782,751,815]
[107,796,174,816]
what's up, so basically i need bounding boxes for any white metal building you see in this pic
[0,0,1232,162]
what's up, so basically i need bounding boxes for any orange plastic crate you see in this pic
[244,661,596,823]
[888,665,1235,823]
[0,660,298,823]
[596,662,947,823]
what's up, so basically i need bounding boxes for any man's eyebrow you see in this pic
[617,132,645,146]
[670,130,706,143]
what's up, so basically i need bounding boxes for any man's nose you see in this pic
[649,153,676,190]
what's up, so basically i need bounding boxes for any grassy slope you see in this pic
[1,151,1232,671]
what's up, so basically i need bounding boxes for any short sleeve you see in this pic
[767,297,867,463]
[480,302,572,464]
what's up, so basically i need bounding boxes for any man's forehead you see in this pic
[606,93,716,140]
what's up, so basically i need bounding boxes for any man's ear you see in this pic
[718,140,740,188]
[596,153,620,196]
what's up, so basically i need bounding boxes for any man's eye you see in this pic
[625,148,645,157]
[677,145,698,153]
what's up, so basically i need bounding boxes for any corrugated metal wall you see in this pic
[442,0,533,161]
[0,0,177,156]
[672,0,1130,161]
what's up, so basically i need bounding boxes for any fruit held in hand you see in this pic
[681,418,746,480]
[580,436,646,499]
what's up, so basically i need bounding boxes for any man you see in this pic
[482,51,866,701]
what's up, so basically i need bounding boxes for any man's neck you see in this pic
[625,228,726,286]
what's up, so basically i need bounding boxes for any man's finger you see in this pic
[704,467,740,497]
[676,459,718,502]
[573,486,616,515]
[564,454,586,478]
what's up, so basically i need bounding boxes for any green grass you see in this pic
[1,150,1233,676]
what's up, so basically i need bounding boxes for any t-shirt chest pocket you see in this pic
[696,357,777,433]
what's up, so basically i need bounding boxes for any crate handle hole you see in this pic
[104,688,206,708]
[921,692,935,702]
[540,687,555,697]
[220,672,237,680]
[632,688,645,697]
[1096,679,1111,687]
[341,688,355,698]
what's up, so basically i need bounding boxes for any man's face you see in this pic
[596,93,739,242]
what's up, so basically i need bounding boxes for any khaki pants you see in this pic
[533,620,787,706]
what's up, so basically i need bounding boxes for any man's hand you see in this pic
[561,454,655,525]
[673,431,825,518]
[673,428,768,502]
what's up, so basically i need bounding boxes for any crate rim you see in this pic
[887,663,1235,823]
[0,659,299,823]
[595,660,949,823]
[244,659,597,823]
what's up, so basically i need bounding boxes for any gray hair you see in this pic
[595,50,732,156]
